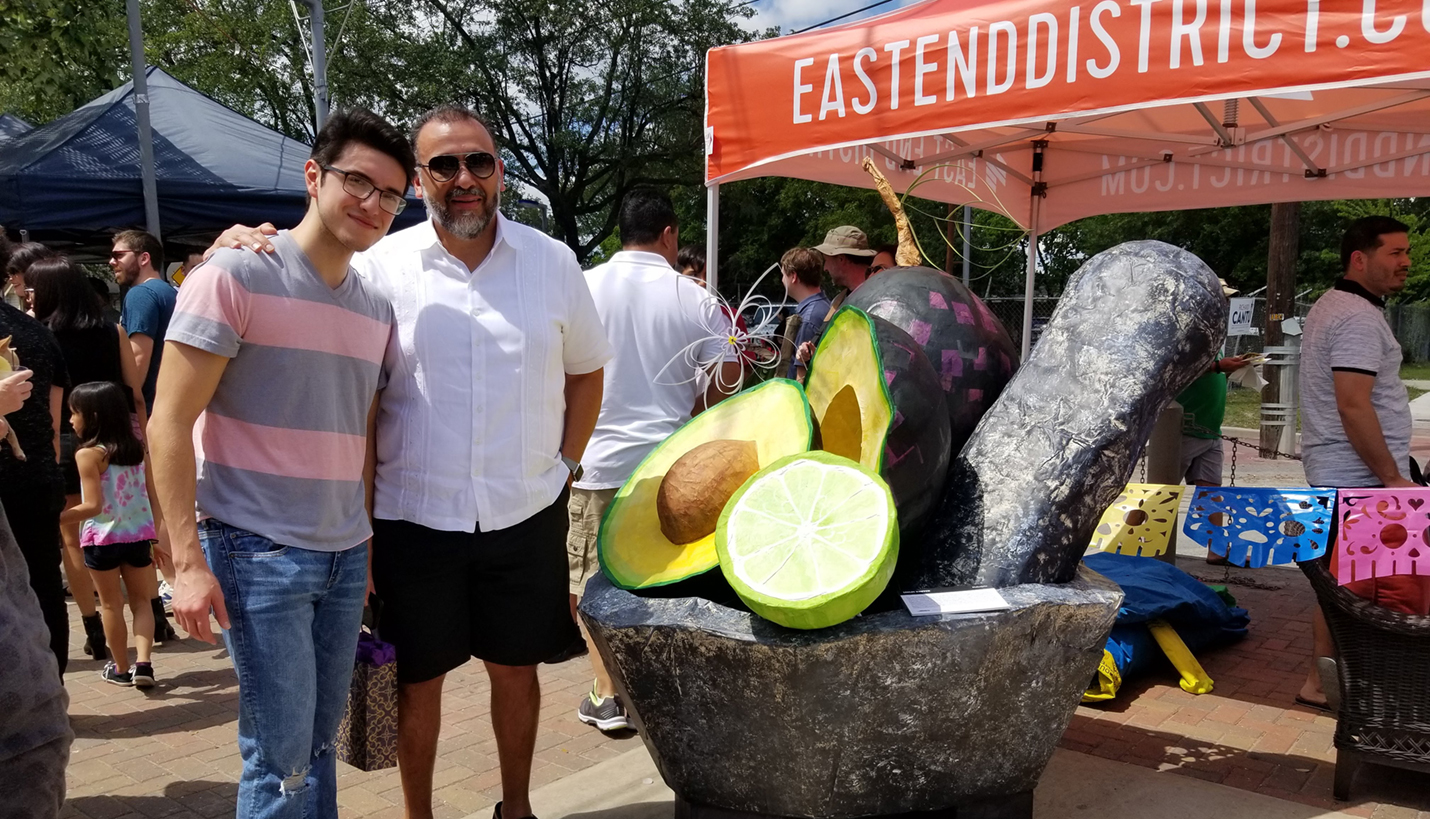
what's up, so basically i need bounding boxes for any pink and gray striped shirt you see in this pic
[167,232,393,552]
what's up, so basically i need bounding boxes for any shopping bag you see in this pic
[336,629,398,771]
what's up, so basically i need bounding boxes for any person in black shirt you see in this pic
[0,288,71,673]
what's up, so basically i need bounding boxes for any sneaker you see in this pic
[157,580,174,613]
[132,662,155,689]
[99,662,133,687]
[577,687,630,732]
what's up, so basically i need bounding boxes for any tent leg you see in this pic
[125,0,161,240]
[706,183,720,296]
[1020,197,1040,360]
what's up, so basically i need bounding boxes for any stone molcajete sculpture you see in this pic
[584,182,1227,816]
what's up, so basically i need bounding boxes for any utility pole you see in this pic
[1260,202,1300,457]
[125,0,161,239]
[306,0,329,129]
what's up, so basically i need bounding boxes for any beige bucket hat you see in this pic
[812,225,877,258]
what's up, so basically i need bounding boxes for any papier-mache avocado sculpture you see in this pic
[582,158,1228,818]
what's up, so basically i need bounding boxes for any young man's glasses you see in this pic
[419,152,498,182]
[109,249,137,259]
[321,165,408,216]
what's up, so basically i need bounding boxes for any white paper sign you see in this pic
[1227,297,1256,337]
[901,588,1011,617]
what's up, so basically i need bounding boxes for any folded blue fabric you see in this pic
[1084,552,1250,680]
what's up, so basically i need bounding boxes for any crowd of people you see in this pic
[0,95,1422,819]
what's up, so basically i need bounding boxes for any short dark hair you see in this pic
[312,108,417,187]
[781,247,824,288]
[677,244,705,275]
[409,104,498,154]
[619,188,678,248]
[1341,215,1410,272]
[113,229,164,272]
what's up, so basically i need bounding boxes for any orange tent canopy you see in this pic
[703,0,1430,352]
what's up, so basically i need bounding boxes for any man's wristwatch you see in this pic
[560,452,584,482]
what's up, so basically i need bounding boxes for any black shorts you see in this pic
[83,540,153,572]
[372,488,579,683]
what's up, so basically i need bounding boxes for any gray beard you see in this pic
[426,186,500,240]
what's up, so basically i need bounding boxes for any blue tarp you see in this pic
[0,68,420,238]
[1084,552,1250,681]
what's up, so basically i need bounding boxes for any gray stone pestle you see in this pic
[913,240,1227,591]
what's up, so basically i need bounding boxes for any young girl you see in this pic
[60,381,158,687]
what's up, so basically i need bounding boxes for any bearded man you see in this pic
[212,104,610,819]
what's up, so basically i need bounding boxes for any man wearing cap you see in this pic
[813,225,877,307]
[795,226,876,366]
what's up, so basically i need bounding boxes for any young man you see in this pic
[149,109,415,818]
[571,189,739,732]
[780,247,831,381]
[209,104,611,819]
[1297,214,1426,709]
[111,229,176,415]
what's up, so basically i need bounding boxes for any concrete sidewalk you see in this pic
[512,744,1368,819]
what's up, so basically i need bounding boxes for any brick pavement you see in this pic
[58,603,639,819]
[1062,557,1430,819]
[57,440,1430,819]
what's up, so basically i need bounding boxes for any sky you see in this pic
[742,0,925,37]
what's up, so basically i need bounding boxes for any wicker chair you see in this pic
[1301,557,1430,800]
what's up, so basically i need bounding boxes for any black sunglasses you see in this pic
[419,152,498,182]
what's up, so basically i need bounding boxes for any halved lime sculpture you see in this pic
[716,450,898,630]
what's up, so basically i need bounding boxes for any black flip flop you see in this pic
[1294,695,1331,712]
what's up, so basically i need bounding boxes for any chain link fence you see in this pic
[983,295,1320,356]
[1387,303,1430,362]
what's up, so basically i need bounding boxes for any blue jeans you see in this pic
[200,520,367,819]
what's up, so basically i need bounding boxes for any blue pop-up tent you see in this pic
[0,68,420,252]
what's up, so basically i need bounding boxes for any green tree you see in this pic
[417,0,756,261]
[0,0,124,124]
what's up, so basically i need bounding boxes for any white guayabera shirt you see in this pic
[356,214,613,533]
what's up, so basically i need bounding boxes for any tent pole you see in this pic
[306,0,329,130]
[1021,202,1039,359]
[1020,141,1047,359]
[125,0,161,240]
[706,183,720,296]
[962,205,971,286]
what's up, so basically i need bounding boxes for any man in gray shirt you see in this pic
[1296,214,1423,709]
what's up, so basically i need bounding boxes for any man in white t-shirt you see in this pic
[569,188,741,731]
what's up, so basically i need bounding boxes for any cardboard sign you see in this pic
[1227,298,1257,337]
